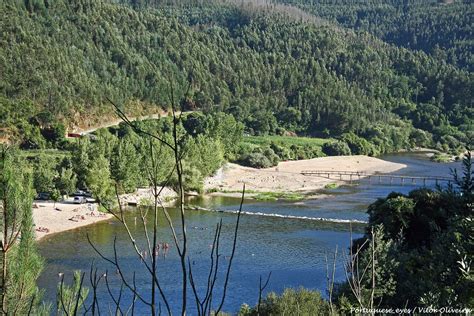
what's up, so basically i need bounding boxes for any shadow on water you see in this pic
[36,152,461,313]
[38,207,360,314]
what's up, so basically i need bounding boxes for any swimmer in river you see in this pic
[161,243,169,258]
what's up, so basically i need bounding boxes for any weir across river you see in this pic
[301,170,453,186]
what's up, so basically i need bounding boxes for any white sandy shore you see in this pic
[34,156,404,240]
[119,187,177,206]
[33,200,112,241]
[205,155,407,194]
[34,188,177,241]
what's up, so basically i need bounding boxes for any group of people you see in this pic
[68,214,86,222]
[140,242,170,260]
[35,226,50,233]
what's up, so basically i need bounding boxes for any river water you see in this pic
[36,152,461,314]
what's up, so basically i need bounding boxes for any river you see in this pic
[36,152,461,314]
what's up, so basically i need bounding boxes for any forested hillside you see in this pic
[277,0,473,71]
[1,0,472,153]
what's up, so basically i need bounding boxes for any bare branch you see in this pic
[216,184,246,314]
[257,272,272,315]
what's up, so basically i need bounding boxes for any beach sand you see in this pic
[34,155,405,240]
[34,187,177,241]
[205,155,407,194]
[33,199,112,241]
[118,187,177,206]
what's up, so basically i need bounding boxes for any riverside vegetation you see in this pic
[1,145,472,314]
[0,0,473,314]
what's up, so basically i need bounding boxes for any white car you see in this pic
[73,196,87,204]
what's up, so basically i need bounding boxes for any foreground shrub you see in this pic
[239,288,331,316]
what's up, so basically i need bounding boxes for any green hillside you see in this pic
[277,0,474,71]
[1,0,472,153]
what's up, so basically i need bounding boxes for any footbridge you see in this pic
[301,170,452,186]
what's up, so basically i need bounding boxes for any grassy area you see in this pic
[324,183,339,189]
[430,152,453,163]
[236,135,332,167]
[242,135,329,147]
[207,189,305,201]
[253,192,305,201]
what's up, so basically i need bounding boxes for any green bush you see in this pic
[430,152,452,163]
[236,136,327,164]
[290,144,308,160]
[262,147,280,166]
[340,132,377,156]
[270,142,291,161]
[238,152,274,168]
[303,144,325,159]
[239,288,331,316]
[322,141,351,156]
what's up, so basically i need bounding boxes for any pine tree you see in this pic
[0,146,46,314]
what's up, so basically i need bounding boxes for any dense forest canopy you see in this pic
[275,0,474,71]
[0,0,472,153]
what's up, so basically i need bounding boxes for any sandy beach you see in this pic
[34,187,177,241]
[34,155,405,240]
[205,155,407,194]
[119,187,177,206]
[33,199,113,241]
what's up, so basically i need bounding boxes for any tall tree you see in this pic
[110,137,139,193]
[33,154,58,194]
[85,155,114,206]
[56,167,77,197]
[0,147,46,314]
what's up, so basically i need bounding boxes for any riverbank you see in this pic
[205,155,406,196]
[34,187,177,240]
[34,155,404,239]
[33,200,113,240]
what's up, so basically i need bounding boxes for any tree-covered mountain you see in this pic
[1,0,472,153]
[276,0,474,72]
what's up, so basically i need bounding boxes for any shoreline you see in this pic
[205,155,407,197]
[34,187,177,241]
[33,201,113,241]
[34,155,405,240]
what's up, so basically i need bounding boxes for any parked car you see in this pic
[73,190,92,198]
[73,196,87,204]
[35,192,50,200]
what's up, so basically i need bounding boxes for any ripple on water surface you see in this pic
[37,153,461,313]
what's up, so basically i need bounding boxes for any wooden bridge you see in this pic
[300,170,452,186]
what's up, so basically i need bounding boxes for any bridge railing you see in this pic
[300,170,452,183]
